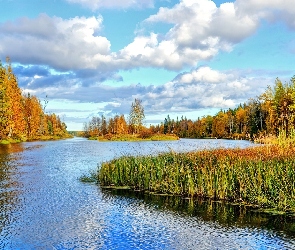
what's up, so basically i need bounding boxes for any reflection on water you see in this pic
[0,144,24,238]
[0,138,294,249]
[105,189,295,237]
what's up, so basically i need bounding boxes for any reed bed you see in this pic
[98,145,295,211]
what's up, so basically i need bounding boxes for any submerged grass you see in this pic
[79,170,99,183]
[98,145,295,212]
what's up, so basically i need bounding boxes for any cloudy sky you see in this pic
[1,0,295,130]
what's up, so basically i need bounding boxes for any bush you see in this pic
[138,129,153,139]
[104,133,113,140]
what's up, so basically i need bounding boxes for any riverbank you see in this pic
[97,144,295,213]
[0,134,73,144]
[88,133,179,142]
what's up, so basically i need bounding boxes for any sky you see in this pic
[1,0,295,130]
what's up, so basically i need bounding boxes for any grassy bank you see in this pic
[98,145,295,212]
[89,133,179,142]
[0,134,73,144]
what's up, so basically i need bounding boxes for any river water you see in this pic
[0,137,294,249]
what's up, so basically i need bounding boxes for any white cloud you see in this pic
[235,0,295,29]
[2,0,263,75]
[116,34,192,70]
[136,67,271,113]
[126,0,295,71]
[66,0,154,10]
[179,67,230,84]
[64,67,270,116]
[2,0,295,75]
[0,14,112,71]
[129,0,260,70]
[209,2,258,43]
[2,0,295,91]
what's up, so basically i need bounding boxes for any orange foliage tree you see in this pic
[0,58,68,141]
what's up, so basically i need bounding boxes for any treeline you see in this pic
[83,114,128,138]
[84,76,295,141]
[83,98,155,139]
[0,58,69,142]
[156,76,295,139]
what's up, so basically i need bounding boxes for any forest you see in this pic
[84,76,295,141]
[0,58,69,143]
[157,76,295,140]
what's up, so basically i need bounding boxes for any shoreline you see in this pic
[87,133,179,142]
[0,134,73,145]
[96,144,295,214]
[100,185,295,216]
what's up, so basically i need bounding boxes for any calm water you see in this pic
[0,138,294,249]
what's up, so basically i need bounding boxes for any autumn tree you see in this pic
[212,111,228,138]
[117,115,128,134]
[0,58,26,140]
[129,98,145,134]
[0,61,9,139]
[235,106,247,134]
[5,58,26,138]
[0,58,69,141]
[23,94,43,138]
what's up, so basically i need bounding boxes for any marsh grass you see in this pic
[79,170,99,183]
[98,145,295,212]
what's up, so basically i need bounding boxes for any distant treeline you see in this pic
[153,76,295,140]
[83,99,151,139]
[83,114,129,138]
[85,76,295,140]
[0,58,68,142]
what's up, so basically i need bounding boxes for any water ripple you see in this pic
[0,138,294,249]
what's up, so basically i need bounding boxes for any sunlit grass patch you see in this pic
[98,145,295,212]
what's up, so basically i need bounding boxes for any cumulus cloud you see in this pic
[236,0,295,29]
[125,0,295,71]
[122,0,260,70]
[0,0,263,75]
[0,14,112,71]
[17,68,123,90]
[135,67,272,115]
[29,67,272,118]
[2,0,295,76]
[66,0,154,10]
[146,0,258,46]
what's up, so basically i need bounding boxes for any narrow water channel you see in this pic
[0,138,294,249]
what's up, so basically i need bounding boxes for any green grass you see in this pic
[150,134,179,141]
[97,145,295,212]
[0,138,24,144]
[79,170,99,183]
[0,140,10,144]
[0,133,73,144]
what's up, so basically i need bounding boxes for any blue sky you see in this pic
[1,0,295,130]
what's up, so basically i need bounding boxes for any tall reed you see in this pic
[98,145,295,211]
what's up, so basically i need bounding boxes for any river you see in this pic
[0,137,294,249]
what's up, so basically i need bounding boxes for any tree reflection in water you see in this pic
[102,188,295,238]
[0,144,24,236]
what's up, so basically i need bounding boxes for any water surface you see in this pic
[0,138,294,249]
